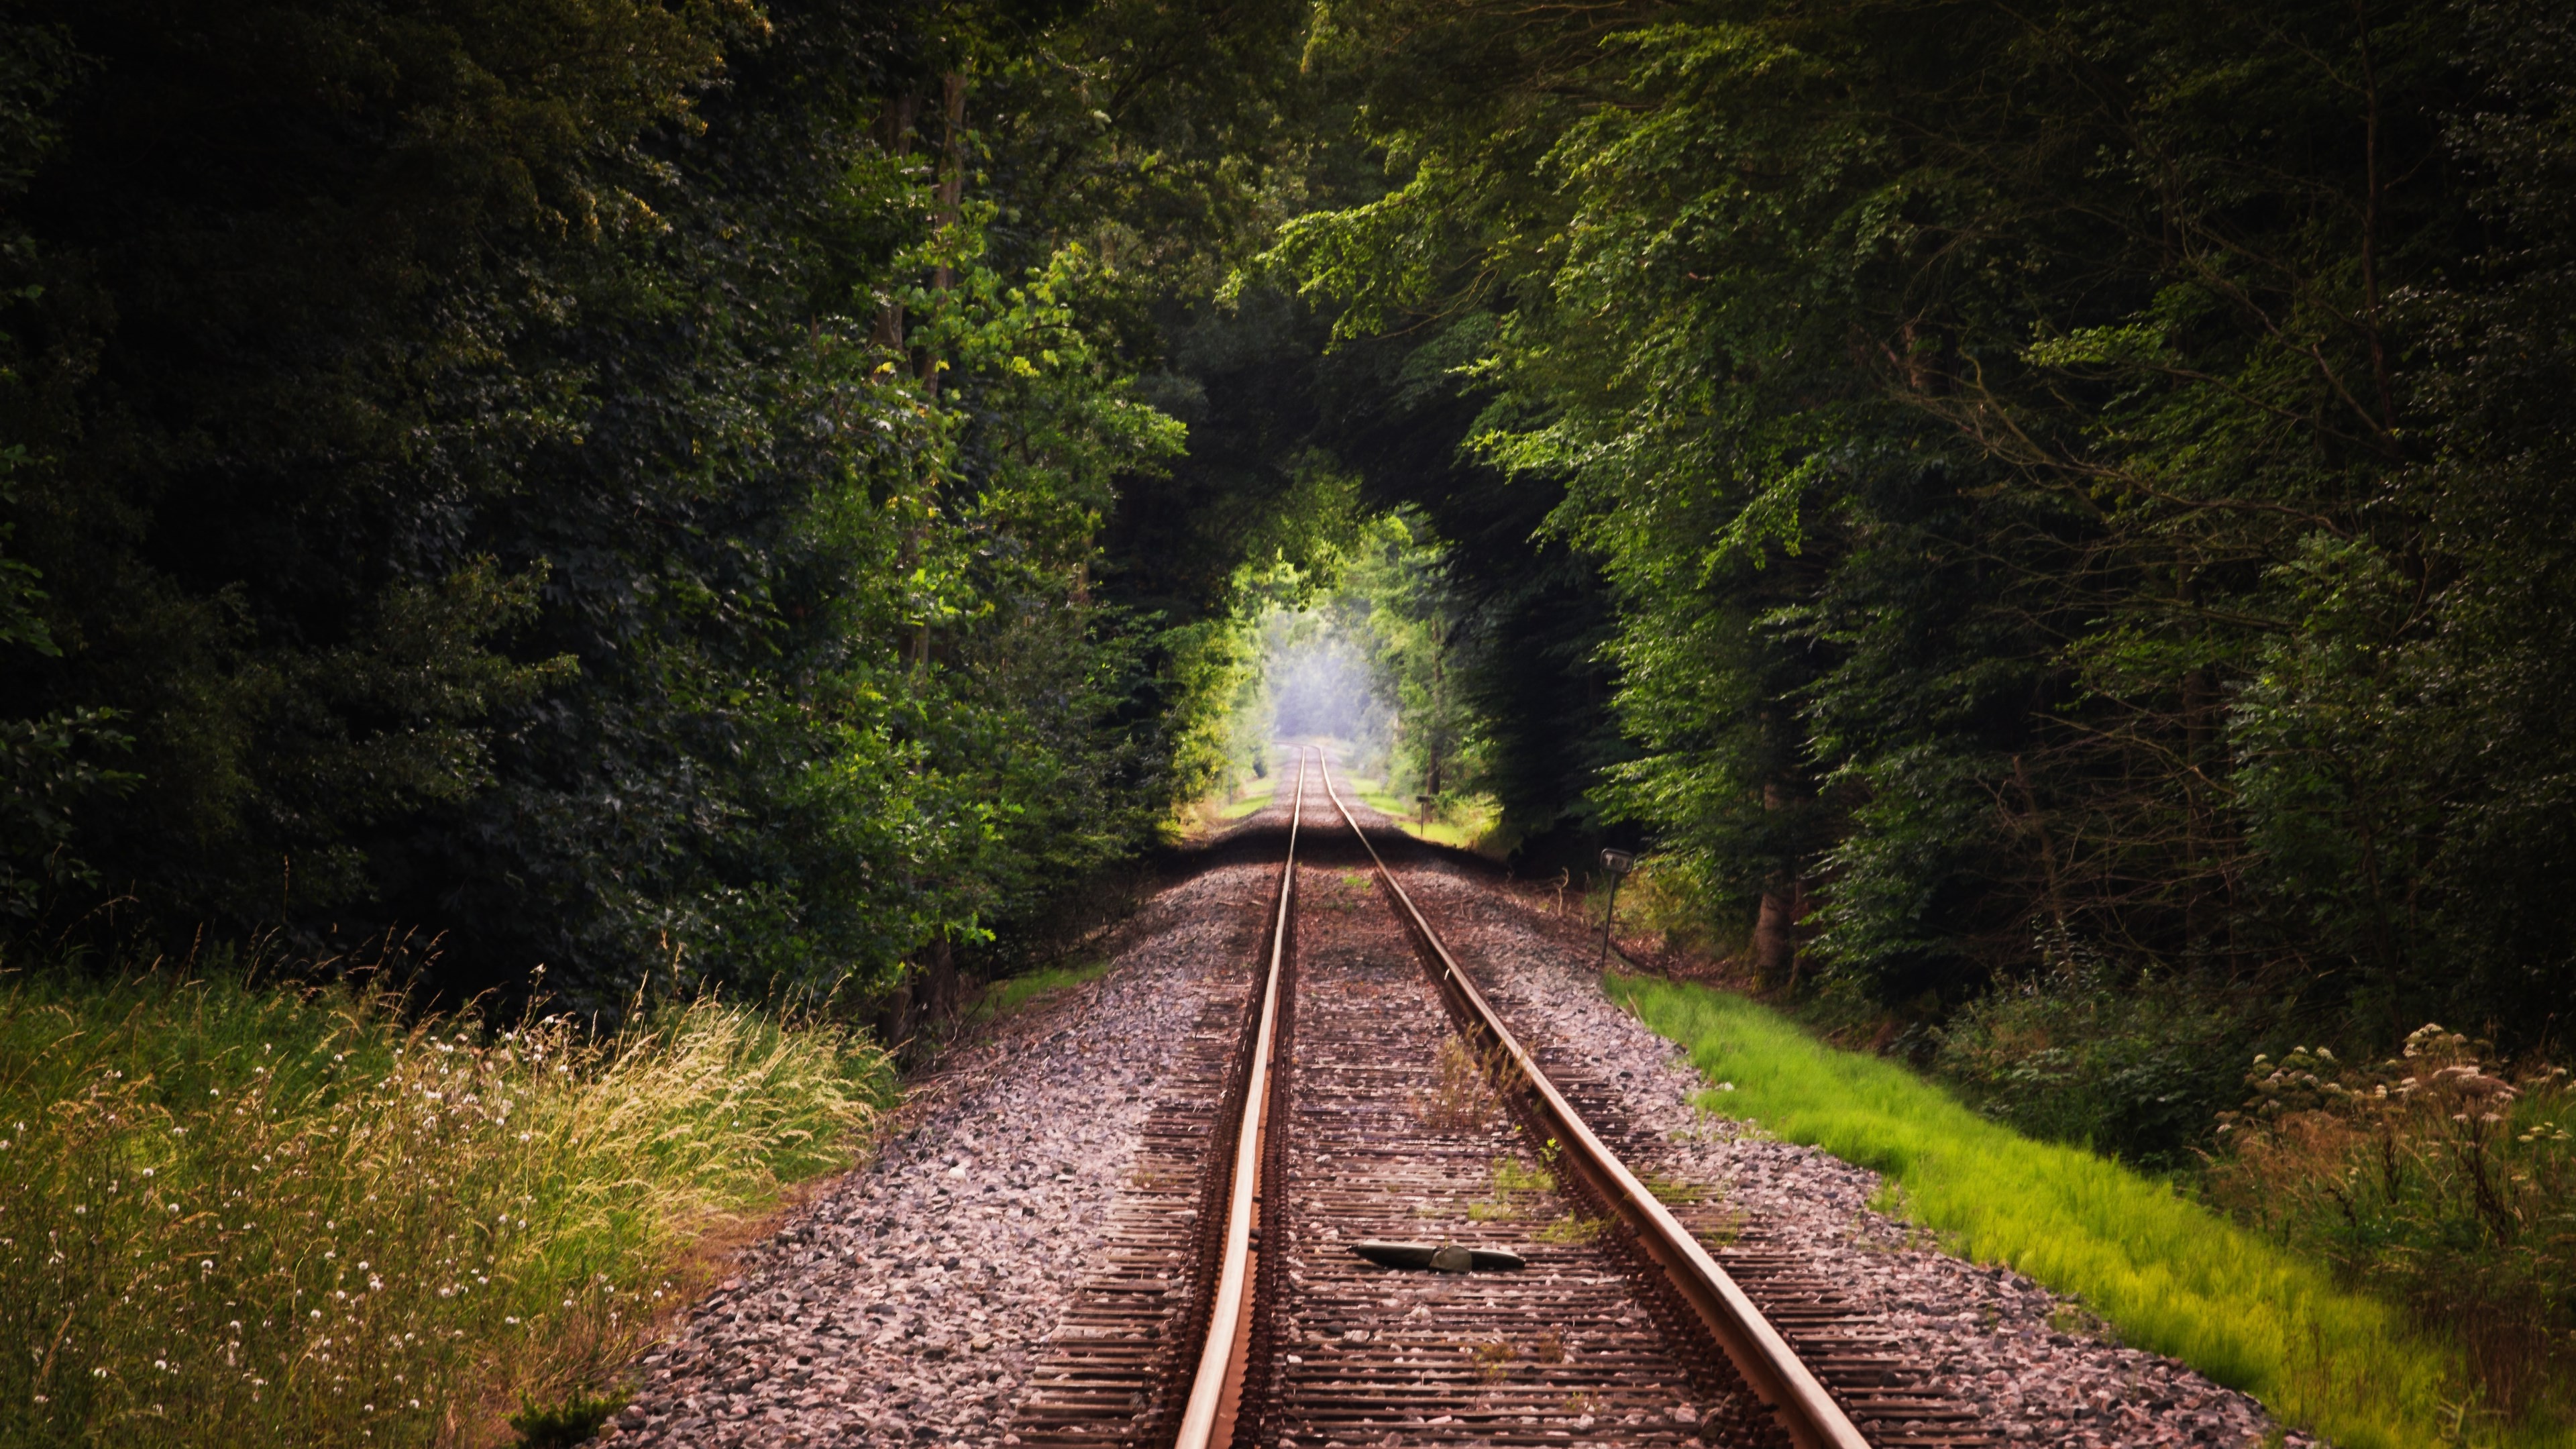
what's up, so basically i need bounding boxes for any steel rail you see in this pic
[1172,747,1307,1449]
[1313,756,1874,1449]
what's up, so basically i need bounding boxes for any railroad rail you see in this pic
[1010,749,1931,1448]
[1303,757,1867,1449]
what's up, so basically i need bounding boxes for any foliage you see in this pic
[1934,940,2257,1170]
[0,963,892,1449]
[1611,973,2533,1449]
[0,0,1295,1010]
[2208,1026,2576,1426]
[1268,0,2576,1132]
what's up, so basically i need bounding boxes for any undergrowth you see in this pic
[2207,1026,2576,1428]
[0,967,894,1448]
[1933,951,2255,1170]
[965,959,1110,1026]
[1610,972,2567,1449]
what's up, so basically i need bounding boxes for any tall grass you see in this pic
[0,969,892,1448]
[1609,974,2567,1449]
[2208,1028,2576,1428]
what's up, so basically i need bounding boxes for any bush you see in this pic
[0,967,892,1448]
[2208,1026,2576,1429]
[1933,948,2255,1169]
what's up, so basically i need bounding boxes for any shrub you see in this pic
[2208,1026,2576,1428]
[1933,949,2255,1169]
[0,969,891,1448]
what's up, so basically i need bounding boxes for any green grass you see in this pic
[1608,973,2551,1449]
[1342,775,1496,851]
[0,967,894,1449]
[967,959,1111,1024]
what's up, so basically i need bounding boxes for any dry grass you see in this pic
[0,967,892,1448]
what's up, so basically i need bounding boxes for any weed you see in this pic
[2207,1027,2576,1426]
[1531,1330,1566,1364]
[966,959,1110,1026]
[1470,1155,1553,1222]
[1491,1157,1554,1195]
[511,1391,625,1448]
[2049,1301,2117,1344]
[1417,1037,1502,1131]
[1466,1340,1513,1381]
[1533,1215,1605,1245]
[1639,1171,1703,1206]
[1694,1212,1745,1248]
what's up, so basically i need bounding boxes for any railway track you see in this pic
[1010,751,1994,1449]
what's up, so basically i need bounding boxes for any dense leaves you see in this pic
[1273,0,2576,1085]
[0,0,1283,1010]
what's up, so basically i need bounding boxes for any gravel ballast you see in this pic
[1391,858,2311,1449]
[602,777,2314,1449]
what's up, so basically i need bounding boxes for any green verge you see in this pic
[1607,973,2541,1449]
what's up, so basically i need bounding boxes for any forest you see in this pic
[2,0,2573,1442]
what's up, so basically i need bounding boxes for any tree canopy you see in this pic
[3,0,2573,1106]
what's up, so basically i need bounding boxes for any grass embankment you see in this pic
[0,971,894,1449]
[1610,974,2555,1449]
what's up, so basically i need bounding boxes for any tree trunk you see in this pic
[1749,783,1803,987]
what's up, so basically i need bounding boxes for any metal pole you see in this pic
[1595,848,1635,970]
[1598,874,1621,970]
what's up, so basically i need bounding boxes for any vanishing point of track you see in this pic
[1012,751,1995,1449]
